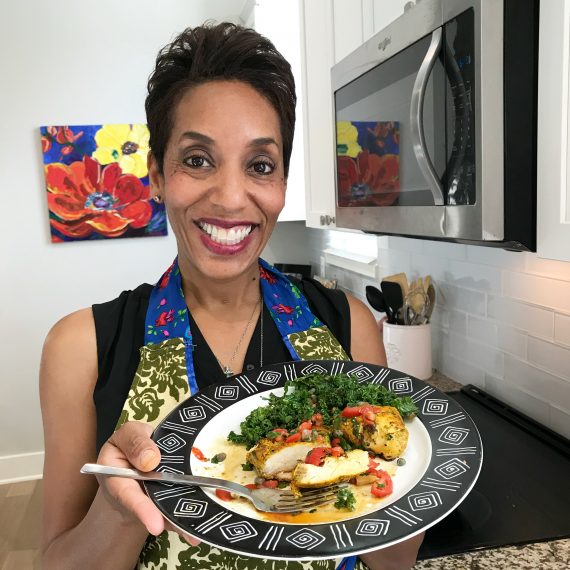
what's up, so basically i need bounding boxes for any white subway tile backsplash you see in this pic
[409,253,449,284]
[377,248,411,277]
[465,245,527,271]
[467,315,498,344]
[439,353,486,388]
[524,255,570,282]
[554,313,570,347]
[448,260,502,292]
[504,355,570,411]
[549,405,570,439]
[487,295,554,340]
[485,377,551,427]
[386,236,425,254]
[423,240,467,261]
[503,271,570,313]
[447,334,504,377]
[431,309,467,335]
[527,337,570,380]
[438,283,486,316]
[496,325,528,359]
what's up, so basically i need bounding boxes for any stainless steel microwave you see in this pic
[332,0,538,251]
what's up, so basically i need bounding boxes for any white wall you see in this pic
[0,0,311,483]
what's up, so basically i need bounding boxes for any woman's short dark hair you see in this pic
[145,22,296,177]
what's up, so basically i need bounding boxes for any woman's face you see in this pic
[149,80,286,282]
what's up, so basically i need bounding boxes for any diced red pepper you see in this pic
[305,447,331,466]
[285,432,302,443]
[298,420,313,432]
[331,438,341,447]
[370,470,393,498]
[215,489,233,501]
[330,446,344,457]
[191,447,207,461]
[340,406,363,418]
[340,404,380,425]
[311,413,324,426]
[368,457,380,472]
[262,479,279,488]
[245,483,259,490]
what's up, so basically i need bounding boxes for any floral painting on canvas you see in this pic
[40,124,167,242]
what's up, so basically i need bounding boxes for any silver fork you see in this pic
[81,463,347,513]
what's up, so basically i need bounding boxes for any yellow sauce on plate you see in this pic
[193,436,398,525]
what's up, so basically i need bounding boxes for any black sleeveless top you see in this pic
[92,278,351,452]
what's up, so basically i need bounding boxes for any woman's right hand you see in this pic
[97,421,201,545]
[97,421,166,536]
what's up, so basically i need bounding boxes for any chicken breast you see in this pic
[291,449,369,489]
[246,436,330,479]
[340,405,408,460]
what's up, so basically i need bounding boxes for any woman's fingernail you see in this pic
[140,449,157,469]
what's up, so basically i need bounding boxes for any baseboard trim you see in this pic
[0,451,44,484]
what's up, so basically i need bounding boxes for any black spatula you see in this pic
[381,281,404,324]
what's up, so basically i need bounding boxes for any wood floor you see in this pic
[0,479,42,569]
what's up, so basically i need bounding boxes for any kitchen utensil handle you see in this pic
[80,463,250,498]
[410,27,445,206]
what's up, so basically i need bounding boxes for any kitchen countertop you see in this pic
[412,371,570,569]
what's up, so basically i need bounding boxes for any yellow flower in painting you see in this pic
[93,124,150,178]
[336,121,362,158]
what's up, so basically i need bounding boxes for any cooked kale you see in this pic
[227,373,418,448]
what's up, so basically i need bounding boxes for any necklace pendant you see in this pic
[223,366,233,377]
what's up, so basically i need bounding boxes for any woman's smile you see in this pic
[196,219,258,254]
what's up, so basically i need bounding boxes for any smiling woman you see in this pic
[39,22,422,570]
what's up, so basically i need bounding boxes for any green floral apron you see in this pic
[114,259,367,569]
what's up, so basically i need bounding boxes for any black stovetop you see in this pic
[418,385,570,560]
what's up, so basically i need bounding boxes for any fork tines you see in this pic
[274,483,348,513]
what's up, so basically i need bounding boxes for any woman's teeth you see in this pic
[198,222,253,245]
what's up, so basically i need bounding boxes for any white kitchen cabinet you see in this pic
[300,0,409,229]
[300,0,366,229]
[253,0,306,221]
[537,0,570,261]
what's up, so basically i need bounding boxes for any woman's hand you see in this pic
[97,421,200,545]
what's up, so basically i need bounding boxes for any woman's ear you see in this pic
[147,152,163,201]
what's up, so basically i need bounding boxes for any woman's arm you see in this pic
[346,294,424,570]
[346,294,387,366]
[40,309,163,569]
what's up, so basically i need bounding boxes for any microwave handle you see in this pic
[410,27,445,206]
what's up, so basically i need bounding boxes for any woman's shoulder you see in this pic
[294,276,348,309]
[293,276,351,350]
[92,283,153,317]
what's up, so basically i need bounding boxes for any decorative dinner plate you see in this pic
[144,360,483,560]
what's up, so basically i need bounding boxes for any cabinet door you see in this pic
[537,0,570,261]
[255,0,306,221]
[300,0,337,228]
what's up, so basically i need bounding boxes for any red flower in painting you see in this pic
[259,266,277,284]
[45,155,152,240]
[337,150,400,207]
[273,304,294,314]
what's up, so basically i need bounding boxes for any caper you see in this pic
[397,457,406,466]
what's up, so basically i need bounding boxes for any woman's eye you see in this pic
[251,160,275,175]
[184,154,212,169]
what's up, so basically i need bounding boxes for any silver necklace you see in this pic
[215,296,262,377]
